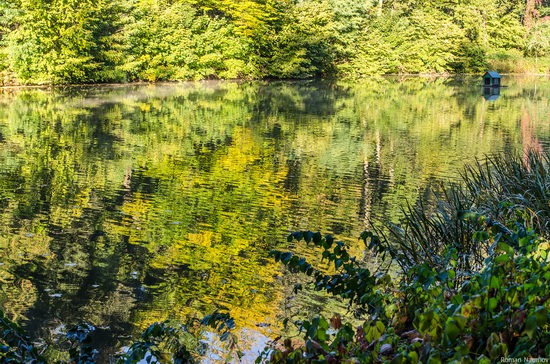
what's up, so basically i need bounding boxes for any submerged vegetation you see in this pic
[2,144,550,362]
[0,0,549,84]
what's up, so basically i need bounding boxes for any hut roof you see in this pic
[484,71,501,79]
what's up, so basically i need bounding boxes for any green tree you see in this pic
[5,0,124,84]
[119,0,251,81]
[260,0,336,78]
[0,0,547,83]
[525,20,550,59]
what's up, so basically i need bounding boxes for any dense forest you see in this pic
[0,0,549,84]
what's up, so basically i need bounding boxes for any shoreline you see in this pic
[1,72,549,90]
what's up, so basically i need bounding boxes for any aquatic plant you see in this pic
[373,149,550,278]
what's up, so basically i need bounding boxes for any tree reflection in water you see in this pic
[0,76,549,359]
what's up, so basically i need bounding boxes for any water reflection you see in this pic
[482,86,501,101]
[0,76,549,360]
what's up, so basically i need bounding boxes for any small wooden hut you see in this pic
[482,71,501,87]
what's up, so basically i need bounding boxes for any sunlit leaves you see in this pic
[1,0,548,83]
[5,0,124,83]
[118,0,250,81]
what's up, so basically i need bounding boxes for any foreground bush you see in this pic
[266,219,549,363]
[263,150,550,363]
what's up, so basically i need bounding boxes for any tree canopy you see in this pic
[0,0,549,84]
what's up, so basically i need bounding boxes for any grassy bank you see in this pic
[487,52,550,74]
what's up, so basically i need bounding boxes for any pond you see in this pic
[0,76,549,361]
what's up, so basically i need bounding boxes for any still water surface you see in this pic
[0,76,549,360]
